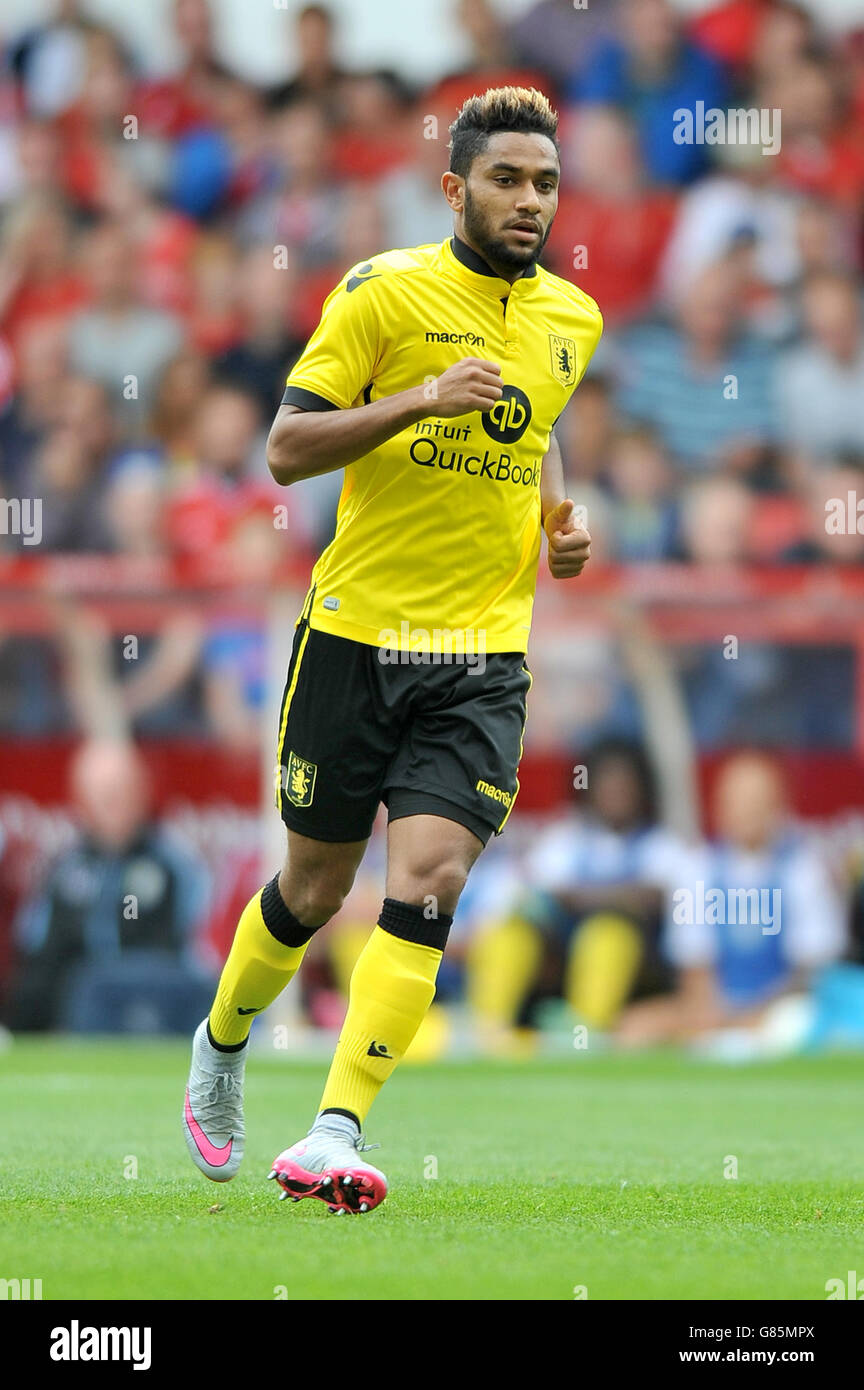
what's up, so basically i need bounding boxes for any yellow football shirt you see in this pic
[282,235,603,653]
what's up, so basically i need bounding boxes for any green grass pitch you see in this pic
[1,1040,862,1301]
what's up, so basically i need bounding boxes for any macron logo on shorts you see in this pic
[476,779,512,808]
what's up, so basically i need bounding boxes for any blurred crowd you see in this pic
[2,0,864,566]
[2,0,864,1045]
[0,0,862,743]
[3,734,864,1057]
[0,0,863,731]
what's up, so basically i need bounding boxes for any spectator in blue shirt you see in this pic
[570,0,730,186]
[613,257,778,474]
[616,752,847,1049]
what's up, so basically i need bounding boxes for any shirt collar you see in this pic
[442,234,539,298]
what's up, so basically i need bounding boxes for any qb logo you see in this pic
[481,385,532,443]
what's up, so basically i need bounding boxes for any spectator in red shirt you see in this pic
[136,0,228,139]
[330,72,413,183]
[0,196,85,355]
[689,0,777,71]
[165,384,309,560]
[765,58,864,209]
[92,152,200,319]
[186,233,242,357]
[545,107,677,325]
[166,384,261,557]
[55,25,141,212]
[428,0,553,115]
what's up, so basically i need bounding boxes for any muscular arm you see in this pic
[266,357,504,485]
[266,390,429,485]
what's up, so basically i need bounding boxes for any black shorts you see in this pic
[274,615,531,845]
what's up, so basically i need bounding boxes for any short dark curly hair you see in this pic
[448,86,559,178]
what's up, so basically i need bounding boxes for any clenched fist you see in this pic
[427,357,503,418]
[544,498,591,579]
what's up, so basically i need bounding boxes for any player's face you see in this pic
[461,131,559,274]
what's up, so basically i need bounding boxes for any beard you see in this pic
[463,186,552,274]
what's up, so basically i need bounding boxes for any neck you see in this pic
[454,229,529,285]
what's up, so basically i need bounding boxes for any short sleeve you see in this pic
[283,263,384,411]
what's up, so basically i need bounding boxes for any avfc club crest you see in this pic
[548,334,577,387]
[284,751,318,808]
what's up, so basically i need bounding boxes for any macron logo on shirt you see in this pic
[346,264,381,292]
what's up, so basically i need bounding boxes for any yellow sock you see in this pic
[467,913,543,1028]
[566,911,643,1029]
[319,922,443,1124]
[209,883,311,1046]
[327,918,449,1066]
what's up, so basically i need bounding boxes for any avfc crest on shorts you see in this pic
[284,751,317,808]
[548,334,577,387]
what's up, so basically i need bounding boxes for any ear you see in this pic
[441,170,464,212]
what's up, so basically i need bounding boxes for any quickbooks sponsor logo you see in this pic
[476,779,513,808]
[410,434,539,487]
[50,1321,152,1371]
[425,330,486,347]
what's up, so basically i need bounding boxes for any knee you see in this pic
[278,865,351,929]
[393,852,472,917]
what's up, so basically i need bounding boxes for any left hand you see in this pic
[544,498,591,579]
